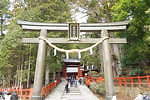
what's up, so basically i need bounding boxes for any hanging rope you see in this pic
[90,48,93,55]
[54,48,57,56]
[39,36,109,59]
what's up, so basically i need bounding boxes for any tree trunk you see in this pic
[27,44,31,88]
[45,65,50,85]
[17,65,20,88]
[19,63,23,98]
[53,72,56,81]
[99,44,104,73]
[27,58,31,88]
[112,44,122,77]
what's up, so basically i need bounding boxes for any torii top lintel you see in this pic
[17,20,129,32]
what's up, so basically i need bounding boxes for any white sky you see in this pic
[71,6,88,23]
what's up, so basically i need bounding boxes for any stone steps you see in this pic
[61,87,84,100]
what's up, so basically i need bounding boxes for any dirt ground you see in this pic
[97,86,150,100]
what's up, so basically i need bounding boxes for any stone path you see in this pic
[61,87,84,100]
[45,80,99,100]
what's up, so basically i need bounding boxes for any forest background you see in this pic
[0,0,149,88]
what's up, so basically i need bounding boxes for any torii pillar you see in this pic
[32,29,47,100]
[101,30,115,100]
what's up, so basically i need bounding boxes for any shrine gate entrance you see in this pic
[63,59,83,78]
[17,20,128,100]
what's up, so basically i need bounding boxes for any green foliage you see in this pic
[0,22,22,68]
[72,0,150,73]
[90,81,105,95]
[16,0,71,22]
[0,0,8,12]
[112,0,150,68]
[46,54,62,72]
[0,0,71,87]
[0,0,149,87]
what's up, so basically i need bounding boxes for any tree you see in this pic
[0,0,71,87]
[0,0,9,37]
[112,0,150,70]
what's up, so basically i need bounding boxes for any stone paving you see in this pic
[45,79,99,100]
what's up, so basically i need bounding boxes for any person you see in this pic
[79,78,82,85]
[10,92,18,100]
[75,79,78,87]
[3,92,11,100]
[70,78,74,87]
[74,77,78,87]
[86,79,91,88]
[65,82,69,93]
[0,92,5,100]
[81,77,84,85]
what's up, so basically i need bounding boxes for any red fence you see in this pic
[85,75,150,87]
[0,88,32,100]
[0,80,61,100]
[41,80,61,97]
[114,76,150,87]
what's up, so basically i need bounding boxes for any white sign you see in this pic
[67,67,78,73]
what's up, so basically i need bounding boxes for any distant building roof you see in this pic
[63,59,80,63]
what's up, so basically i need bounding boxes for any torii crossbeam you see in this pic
[18,20,128,100]
[18,20,128,31]
[22,38,127,44]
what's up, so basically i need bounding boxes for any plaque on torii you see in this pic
[68,23,80,41]
[17,20,128,100]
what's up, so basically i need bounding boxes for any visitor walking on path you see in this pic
[65,82,70,93]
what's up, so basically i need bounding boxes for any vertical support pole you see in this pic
[101,30,115,100]
[32,29,47,100]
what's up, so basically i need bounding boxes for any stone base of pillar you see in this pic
[31,96,44,100]
[106,95,116,100]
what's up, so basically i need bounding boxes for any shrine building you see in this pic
[63,59,84,78]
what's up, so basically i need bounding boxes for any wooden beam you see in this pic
[22,38,127,44]
[17,20,129,27]
[21,25,127,31]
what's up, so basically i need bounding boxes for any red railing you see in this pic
[0,88,32,100]
[85,75,150,87]
[114,76,150,87]
[0,80,61,100]
[41,80,61,97]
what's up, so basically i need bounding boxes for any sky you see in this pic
[70,5,88,23]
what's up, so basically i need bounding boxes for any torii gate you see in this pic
[17,20,128,100]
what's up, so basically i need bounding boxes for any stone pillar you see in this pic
[32,29,47,100]
[101,30,115,100]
